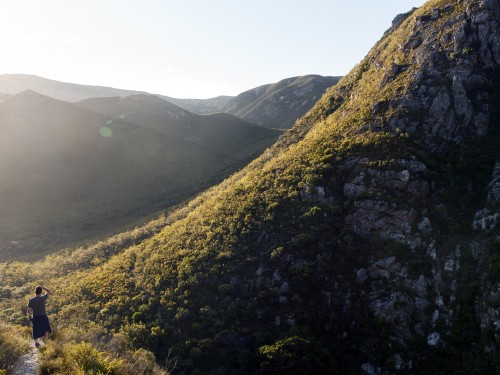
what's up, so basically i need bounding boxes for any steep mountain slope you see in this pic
[1,0,499,373]
[0,74,145,102]
[221,75,341,128]
[0,91,280,260]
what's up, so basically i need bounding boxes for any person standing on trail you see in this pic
[27,285,52,348]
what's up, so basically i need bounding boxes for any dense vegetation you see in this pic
[0,0,499,373]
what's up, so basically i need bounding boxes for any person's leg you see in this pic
[32,321,40,347]
[44,331,49,343]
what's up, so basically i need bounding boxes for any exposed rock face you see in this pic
[335,0,500,370]
[473,160,500,232]
[372,0,500,153]
[300,184,333,203]
[343,157,430,250]
[338,0,500,250]
[487,162,500,202]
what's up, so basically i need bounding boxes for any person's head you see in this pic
[35,285,43,295]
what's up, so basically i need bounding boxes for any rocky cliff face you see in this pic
[316,0,500,371]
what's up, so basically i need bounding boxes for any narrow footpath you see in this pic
[12,343,39,375]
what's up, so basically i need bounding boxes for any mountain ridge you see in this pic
[0,74,147,102]
[77,94,283,160]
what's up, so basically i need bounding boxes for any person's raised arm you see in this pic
[42,286,51,295]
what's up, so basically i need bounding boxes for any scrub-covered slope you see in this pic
[2,0,499,373]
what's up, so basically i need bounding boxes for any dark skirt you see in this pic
[32,315,51,340]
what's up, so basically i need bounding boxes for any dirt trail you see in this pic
[12,343,39,375]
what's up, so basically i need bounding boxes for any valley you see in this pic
[0,89,281,260]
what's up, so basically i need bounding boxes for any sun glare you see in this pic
[99,127,113,138]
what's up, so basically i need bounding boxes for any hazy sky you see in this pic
[0,0,427,98]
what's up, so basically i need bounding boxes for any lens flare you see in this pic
[99,127,113,137]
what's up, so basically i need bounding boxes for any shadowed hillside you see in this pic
[78,94,281,158]
[0,91,280,260]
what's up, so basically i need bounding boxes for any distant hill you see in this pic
[0,74,238,114]
[0,74,145,102]
[163,95,234,114]
[168,75,341,129]
[0,91,280,260]
[221,75,341,128]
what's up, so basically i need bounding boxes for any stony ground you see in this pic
[12,343,39,375]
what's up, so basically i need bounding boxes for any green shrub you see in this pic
[66,342,123,374]
[40,341,122,374]
[259,335,334,374]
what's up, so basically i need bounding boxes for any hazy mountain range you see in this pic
[0,73,340,129]
[0,74,146,102]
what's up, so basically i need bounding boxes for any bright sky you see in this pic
[0,0,427,99]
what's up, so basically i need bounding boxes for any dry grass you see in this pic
[0,322,30,373]
[38,324,171,375]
